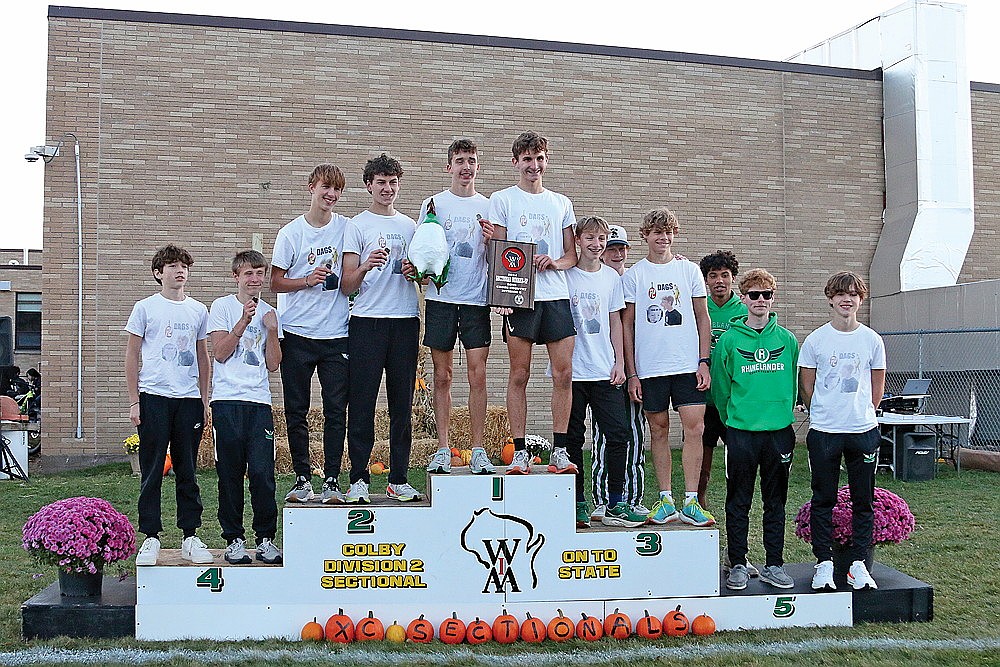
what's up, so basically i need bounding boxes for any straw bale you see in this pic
[197,405,509,472]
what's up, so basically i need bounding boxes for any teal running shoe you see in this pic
[647,496,679,525]
[680,497,716,527]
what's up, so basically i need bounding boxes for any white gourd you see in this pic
[406,198,451,291]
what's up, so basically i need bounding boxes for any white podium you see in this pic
[136,471,852,640]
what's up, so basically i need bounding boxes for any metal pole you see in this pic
[70,134,83,440]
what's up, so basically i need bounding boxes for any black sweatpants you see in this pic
[212,400,277,543]
[567,380,630,503]
[806,427,879,563]
[724,425,795,568]
[279,332,349,480]
[347,316,419,485]
[136,393,204,537]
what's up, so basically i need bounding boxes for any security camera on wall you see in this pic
[24,152,40,163]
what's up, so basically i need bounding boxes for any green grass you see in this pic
[1,449,998,666]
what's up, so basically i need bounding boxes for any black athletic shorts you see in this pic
[423,300,491,351]
[502,299,576,344]
[639,372,706,413]
[702,403,727,448]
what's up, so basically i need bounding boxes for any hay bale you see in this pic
[197,405,508,472]
[431,404,510,458]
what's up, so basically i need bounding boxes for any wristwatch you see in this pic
[699,357,711,367]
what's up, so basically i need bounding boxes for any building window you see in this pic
[15,293,41,350]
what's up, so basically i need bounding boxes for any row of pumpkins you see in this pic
[301,606,716,643]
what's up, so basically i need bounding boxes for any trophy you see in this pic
[487,239,535,309]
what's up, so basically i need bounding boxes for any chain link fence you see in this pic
[881,328,1000,453]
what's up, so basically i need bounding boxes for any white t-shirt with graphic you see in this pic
[208,295,280,405]
[125,293,208,399]
[417,190,490,305]
[344,210,419,318]
[488,185,575,302]
[622,257,706,378]
[271,213,351,339]
[799,322,886,433]
[567,265,625,381]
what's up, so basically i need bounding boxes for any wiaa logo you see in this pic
[460,508,545,594]
[501,247,526,271]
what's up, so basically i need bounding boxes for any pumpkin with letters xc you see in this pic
[439,612,466,644]
[406,614,434,643]
[604,608,632,639]
[691,613,716,636]
[636,610,662,639]
[663,605,689,637]
[547,609,575,642]
[466,617,492,645]
[492,609,519,644]
[576,613,603,641]
[355,611,384,641]
[300,617,324,641]
[520,612,547,643]
[325,609,354,643]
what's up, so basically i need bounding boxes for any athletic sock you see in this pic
[684,491,698,504]
[513,437,526,451]
[553,432,568,449]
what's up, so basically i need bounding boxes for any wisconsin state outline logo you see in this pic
[460,508,545,594]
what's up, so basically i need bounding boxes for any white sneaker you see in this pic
[590,504,607,521]
[224,538,252,565]
[345,480,371,504]
[848,560,878,590]
[181,536,214,564]
[426,448,451,474]
[321,477,345,504]
[136,537,160,566]
[255,538,283,564]
[631,502,651,516]
[387,482,423,502]
[505,449,532,475]
[284,476,315,503]
[811,560,836,590]
[469,447,495,475]
[547,446,577,474]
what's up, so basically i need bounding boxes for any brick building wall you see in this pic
[961,86,1000,284]
[38,8,999,463]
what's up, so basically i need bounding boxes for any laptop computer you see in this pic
[898,378,931,398]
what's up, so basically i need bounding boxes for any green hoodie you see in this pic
[708,290,748,351]
[710,312,799,431]
[707,291,748,407]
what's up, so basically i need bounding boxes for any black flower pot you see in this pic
[58,569,103,598]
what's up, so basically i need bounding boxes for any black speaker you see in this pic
[899,432,936,482]
[0,317,11,366]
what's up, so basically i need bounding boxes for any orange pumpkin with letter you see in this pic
[325,609,354,643]
[405,614,434,643]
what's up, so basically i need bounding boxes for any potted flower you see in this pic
[794,486,915,576]
[22,497,136,597]
[123,434,140,475]
[524,434,552,464]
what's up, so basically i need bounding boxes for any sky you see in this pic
[3,0,998,251]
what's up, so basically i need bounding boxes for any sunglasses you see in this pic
[745,290,774,300]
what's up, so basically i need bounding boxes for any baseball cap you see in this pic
[607,225,630,247]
